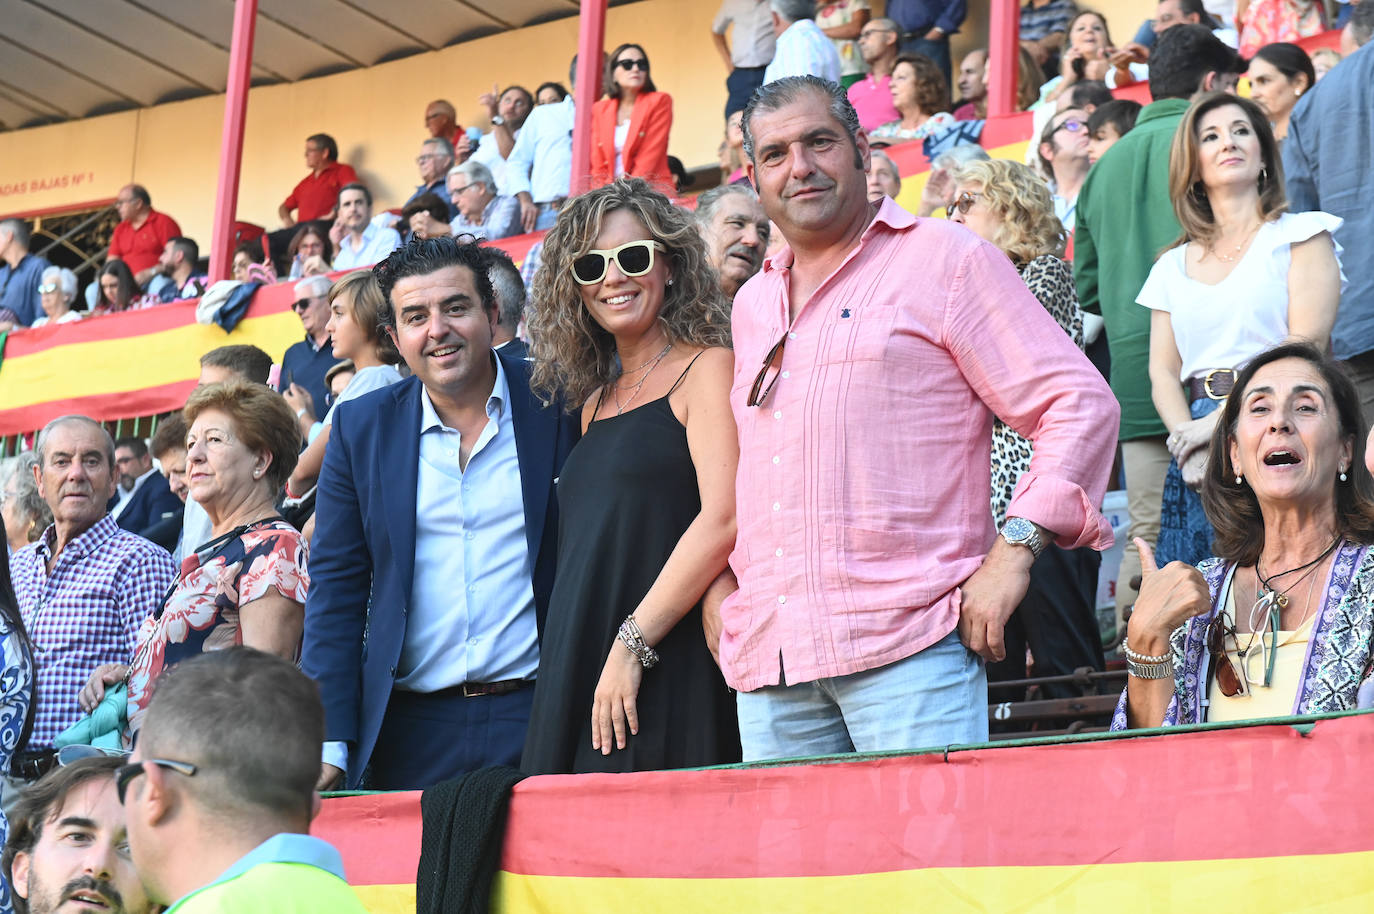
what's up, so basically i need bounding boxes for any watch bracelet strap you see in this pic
[1126,658,1174,679]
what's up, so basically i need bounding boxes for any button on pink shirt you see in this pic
[847,74,901,133]
[721,198,1118,692]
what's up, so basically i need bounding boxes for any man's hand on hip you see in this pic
[957,534,1039,663]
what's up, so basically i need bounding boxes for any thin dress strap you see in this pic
[588,384,610,424]
[666,350,708,399]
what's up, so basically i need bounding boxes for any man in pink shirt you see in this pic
[846,18,901,131]
[723,76,1118,761]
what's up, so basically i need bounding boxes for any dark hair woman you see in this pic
[1114,342,1374,728]
[1246,42,1316,141]
[590,44,674,190]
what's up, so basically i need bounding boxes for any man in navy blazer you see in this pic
[302,237,577,790]
[111,437,183,543]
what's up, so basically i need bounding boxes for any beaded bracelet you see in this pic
[1122,642,1171,665]
[618,616,660,669]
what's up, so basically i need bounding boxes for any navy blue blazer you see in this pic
[115,473,183,540]
[300,349,578,787]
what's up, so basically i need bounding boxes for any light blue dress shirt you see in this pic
[470,128,518,195]
[332,222,402,270]
[762,19,842,85]
[398,355,539,690]
[322,355,538,772]
[450,194,523,242]
[505,97,575,204]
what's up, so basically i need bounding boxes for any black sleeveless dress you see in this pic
[521,359,741,774]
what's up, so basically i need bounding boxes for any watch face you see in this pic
[1003,518,1033,541]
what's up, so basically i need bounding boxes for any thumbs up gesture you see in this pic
[1124,538,1212,654]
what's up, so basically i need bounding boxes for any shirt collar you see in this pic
[190,834,346,895]
[418,350,508,433]
[762,196,912,274]
[36,513,120,563]
[1137,97,1191,124]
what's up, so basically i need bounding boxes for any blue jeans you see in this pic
[735,630,987,762]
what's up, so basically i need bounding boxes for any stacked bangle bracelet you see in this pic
[1123,642,1173,680]
[618,616,660,669]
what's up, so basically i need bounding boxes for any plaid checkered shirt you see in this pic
[9,514,176,748]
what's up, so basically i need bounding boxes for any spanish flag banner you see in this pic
[0,233,544,438]
[312,713,1374,912]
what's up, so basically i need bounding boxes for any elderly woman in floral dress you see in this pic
[78,381,309,735]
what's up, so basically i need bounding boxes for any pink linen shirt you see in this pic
[847,74,901,133]
[721,198,1118,692]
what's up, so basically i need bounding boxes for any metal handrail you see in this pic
[33,207,113,262]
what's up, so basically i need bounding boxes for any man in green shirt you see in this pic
[118,649,366,913]
[1074,24,1244,632]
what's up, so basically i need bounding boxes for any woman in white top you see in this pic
[31,266,82,327]
[283,270,404,501]
[1040,10,1149,107]
[1139,92,1343,568]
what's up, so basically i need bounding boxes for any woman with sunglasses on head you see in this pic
[521,177,740,774]
[1139,93,1342,571]
[1114,341,1374,729]
[590,44,674,191]
[947,159,1107,690]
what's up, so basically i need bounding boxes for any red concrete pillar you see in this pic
[208,0,258,282]
[987,0,1021,118]
[569,0,608,197]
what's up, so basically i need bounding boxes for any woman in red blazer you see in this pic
[590,43,674,191]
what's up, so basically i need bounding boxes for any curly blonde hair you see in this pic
[528,177,731,406]
[953,159,1066,266]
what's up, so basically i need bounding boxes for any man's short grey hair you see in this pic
[423,136,455,160]
[694,184,761,226]
[485,250,525,332]
[40,266,78,304]
[869,150,902,188]
[453,159,497,195]
[0,219,30,250]
[770,0,815,23]
[35,415,115,471]
[932,143,991,173]
[293,274,331,300]
[741,76,861,163]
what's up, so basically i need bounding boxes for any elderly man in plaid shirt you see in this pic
[7,416,175,780]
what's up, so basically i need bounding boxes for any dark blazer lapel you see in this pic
[499,348,553,565]
[380,378,423,604]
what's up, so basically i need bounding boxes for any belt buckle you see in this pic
[1202,369,1230,400]
[460,682,483,698]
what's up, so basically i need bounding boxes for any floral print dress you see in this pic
[126,520,308,734]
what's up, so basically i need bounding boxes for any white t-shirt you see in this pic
[322,364,404,425]
[1137,211,1345,382]
[613,121,630,178]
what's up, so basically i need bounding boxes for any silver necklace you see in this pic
[613,343,672,415]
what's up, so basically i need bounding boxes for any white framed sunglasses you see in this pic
[571,240,667,285]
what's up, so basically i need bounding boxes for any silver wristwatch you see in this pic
[999,517,1045,558]
[490,115,505,126]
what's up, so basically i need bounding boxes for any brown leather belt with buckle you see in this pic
[1187,368,1235,401]
[450,679,531,698]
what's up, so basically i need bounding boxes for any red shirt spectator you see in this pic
[279,134,359,226]
[108,184,182,285]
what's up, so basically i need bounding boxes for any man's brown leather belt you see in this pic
[1186,368,1235,401]
[441,679,531,698]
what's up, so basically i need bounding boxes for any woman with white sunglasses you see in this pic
[521,177,740,774]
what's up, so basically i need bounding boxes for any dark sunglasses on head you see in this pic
[946,190,981,219]
[114,758,198,804]
[616,58,649,71]
[571,240,666,285]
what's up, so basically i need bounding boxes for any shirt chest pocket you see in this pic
[813,304,898,364]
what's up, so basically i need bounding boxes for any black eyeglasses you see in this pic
[946,190,981,218]
[115,759,198,804]
[1051,118,1087,137]
[571,240,666,285]
[616,58,649,71]
[292,299,313,312]
[747,333,788,408]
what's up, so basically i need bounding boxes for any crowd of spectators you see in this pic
[0,3,1372,907]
